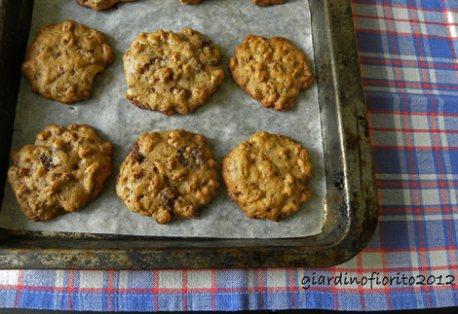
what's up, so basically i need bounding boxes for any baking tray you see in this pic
[0,0,378,269]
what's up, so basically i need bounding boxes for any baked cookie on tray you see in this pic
[252,0,286,6]
[229,35,313,111]
[116,130,219,224]
[222,131,312,221]
[123,28,224,115]
[21,20,114,104]
[77,0,136,10]
[7,124,113,222]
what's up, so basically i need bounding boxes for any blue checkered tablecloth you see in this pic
[0,0,457,311]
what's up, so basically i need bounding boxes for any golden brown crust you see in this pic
[77,0,136,10]
[252,0,285,6]
[222,131,312,221]
[116,130,219,224]
[123,28,224,115]
[7,124,113,222]
[229,35,313,111]
[21,20,113,104]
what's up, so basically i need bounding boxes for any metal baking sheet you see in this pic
[0,0,378,269]
[0,0,326,238]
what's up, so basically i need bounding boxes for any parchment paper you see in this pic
[0,0,325,238]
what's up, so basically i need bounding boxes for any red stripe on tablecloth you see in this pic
[371,127,458,134]
[153,270,159,311]
[13,270,24,308]
[362,79,458,91]
[182,270,188,311]
[355,28,457,40]
[351,1,458,13]
[363,247,458,253]
[377,179,458,189]
[67,271,76,310]
[332,267,341,310]
[369,110,458,118]
[371,145,458,151]
[286,268,297,308]
[357,254,366,310]
[360,57,458,71]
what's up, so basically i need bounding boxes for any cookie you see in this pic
[229,35,313,111]
[181,0,203,4]
[7,124,113,222]
[77,0,136,10]
[123,28,224,115]
[21,20,114,104]
[252,0,285,6]
[222,131,312,221]
[116,130,219,224]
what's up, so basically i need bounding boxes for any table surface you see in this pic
[0,0,457,312]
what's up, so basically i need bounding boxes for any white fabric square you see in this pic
[159,271,183,289]
[187,271,212,289]
[0,270,19,286]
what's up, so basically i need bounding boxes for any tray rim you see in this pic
[0,0,378,269]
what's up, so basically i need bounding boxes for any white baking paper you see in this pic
[0,0,325,238]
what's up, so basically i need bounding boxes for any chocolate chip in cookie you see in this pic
[252,0,286,6]
[123,28,224,115]
[7,124,113,221]
[181,0,203,4]
[21,20,113,104]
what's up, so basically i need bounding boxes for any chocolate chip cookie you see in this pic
[181,0,203,4]
[222,131,312,221]
[123,28,224,115]
[21,20,114,104]
[229,35,313,111]
[252,0,285,6]
[77,0,136,10]
[7,124,113,221]
[116,130,219,224]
